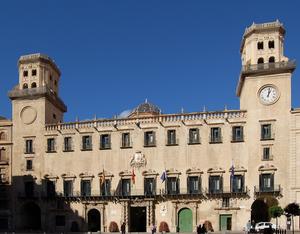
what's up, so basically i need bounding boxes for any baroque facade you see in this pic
[1,20,300,232]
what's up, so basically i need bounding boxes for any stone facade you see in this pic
[1,20,300,232]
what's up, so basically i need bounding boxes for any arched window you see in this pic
[269,57,275,63]
[0,132,5,140]
[31,82,37,88]
[257,58,264,64]
[23,83,28,89]
[257,42,264,50]
[268,40,275,49]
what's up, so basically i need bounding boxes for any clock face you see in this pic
[259,86,279,105]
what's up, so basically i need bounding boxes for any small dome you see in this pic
[129,100,161,117]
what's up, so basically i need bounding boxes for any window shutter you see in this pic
[187,176,190,193]
[177,178,180,194]
[220,176,223,192]
[259,174,262,190]
[271,174,274,188]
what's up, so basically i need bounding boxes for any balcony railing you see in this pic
[242,60,296,75]
[254,185,282,196]
[207,186,249,196]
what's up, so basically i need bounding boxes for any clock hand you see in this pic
[267,88,271,97]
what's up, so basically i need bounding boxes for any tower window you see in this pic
[261,124,273,140]
[23,83,28,89]
[23,70,28,77]
[257,42,264,50]
[25,139,34,154]
[269,57,275,63]
[31,82,37,88]
[144,131,156,147]
[26,160,33,171]
[210,127,222,143]
[257,57,264,64]
[268,40,275,49]
[32,69,37,76]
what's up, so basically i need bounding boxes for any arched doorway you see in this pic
[178,208,193,232]
[20,202,41,230]
[88,209,101,232]
[251,196,278,224]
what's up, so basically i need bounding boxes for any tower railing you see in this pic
[242,60,296,75]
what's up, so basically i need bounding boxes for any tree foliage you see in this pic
[284,203,300,216]
[269,205,284,219]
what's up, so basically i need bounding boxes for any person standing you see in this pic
[121,222,126,234]
[151,224,157,234]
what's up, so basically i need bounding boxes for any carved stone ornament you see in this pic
[130,151,147,168]
[160,204,167,217]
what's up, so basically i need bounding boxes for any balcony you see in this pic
[241,60,296,76]
[207,186,249,197]
[254,185,282,196]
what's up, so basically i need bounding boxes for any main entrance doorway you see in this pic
[130,207,146,232]
[20,202,41,230]
[219,214,232,231]
[178,208,193,232]
[88,209,101,232]
[251,197,278,223]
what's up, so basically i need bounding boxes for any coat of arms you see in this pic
[130,151,147,168]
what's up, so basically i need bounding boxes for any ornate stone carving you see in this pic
[130,151,146,168]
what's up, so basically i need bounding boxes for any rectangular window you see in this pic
[231,175,244,193]
[263,147,271,160]
[26,160,33,171]
[222,197,230,208]
[63,137,73,152]
[167,129,177,145]
[32,69,37,76]
[63,180,73,197]
[259,174,274,192]
[23,70,28,77]
[47,138,56,152]
[121,179,131,196]
[144,178,155,196]
[82,135,92,151]
[101,179,111,196]
[209,176,223,194]
[167,177,179,195]
[188,128,200,144]
[55,215,66,227]
[25,139,34,154]
[232,126,244,142]
[210,127,222,143]
[121,132,131,148]
[24,181,34,197]
[100,134,111,150]
[188,176,200,194]
[46,180,56,198]
[261,124,272,140]
[81,180,91,196]
[144,131,156,147]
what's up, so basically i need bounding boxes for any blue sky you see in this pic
[0,1,300,121]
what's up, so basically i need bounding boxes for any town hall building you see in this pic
[1,20,300,232]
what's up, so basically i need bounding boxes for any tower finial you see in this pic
[145,98,148,103]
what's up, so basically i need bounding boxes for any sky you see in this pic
[0,1,300,122]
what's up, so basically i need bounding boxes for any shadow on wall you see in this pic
[11,175,88,232]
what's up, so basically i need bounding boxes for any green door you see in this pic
[220,214,232,231]
[178,208,193,232]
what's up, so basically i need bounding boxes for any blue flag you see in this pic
[160,170,167,183]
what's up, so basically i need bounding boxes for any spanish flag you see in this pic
[100,169,105,186]
[131,168,136,184]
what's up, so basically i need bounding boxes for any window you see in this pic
[188,176,200,194]
[144,178,155,196]
[100,134,111,150]
[82,135,92,150]
[46,180,56,198]
[261,124,272,140]
[63,180,73,197]
[269,56,275,63]
[55,215,66,227]
[0,148,5,162]
[166,177,179,195]
[210,127,222,143]
[189,128,200,144]
[47,138,56,152]
[257,57,264,64]
[25,139,34,154]
[31,82,37,88]
[121,179,131,196]
[32,69,37,76]
[259,173,274,192]
[24,181,34,197]
[268,40,275,49]
[0,132,5,140]
[23,83,28,89]
[263,147,271,160]
[257,42,264,50]
[23,70,28,77]
[121,132,131,148]
[232,126,244,142]
[26,160,33,171]
[81,180,91,196]
[231,175,244,193]
[63,137,73,152]
[101,179,111,196]
[167,129,177,145]
[222,197,230,208]
[144,131,156,147]
[209,175,223,194]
